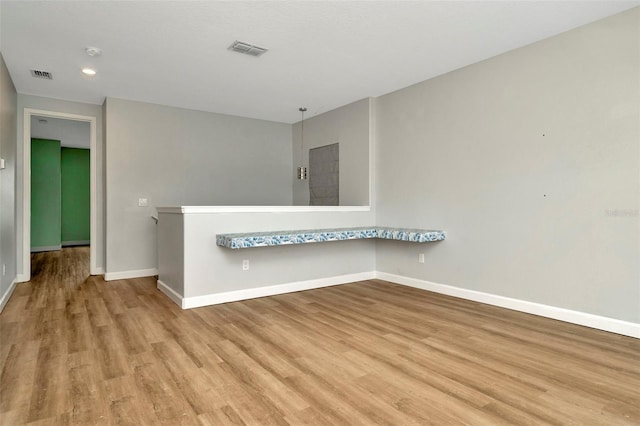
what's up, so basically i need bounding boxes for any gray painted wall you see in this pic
[375,9,639,323]
[0,52,17,302]
[293,98,371,206]
[105,97,293,275]
[16,94,105,276]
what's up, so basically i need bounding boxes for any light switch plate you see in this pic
[0,158,5,169]
[138,198,148,207]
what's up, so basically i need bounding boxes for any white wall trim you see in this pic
[157,205,371,214]
[154,268,639,338]
[157,279,184,307]
[104,268,158,281]
[31,245,61,253]
[368,97,375,209]
[175,271,376,309]
[377,272,640,339]
[22,108,98,280]
[0,278,17,313]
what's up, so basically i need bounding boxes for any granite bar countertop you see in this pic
[216,227,445,249]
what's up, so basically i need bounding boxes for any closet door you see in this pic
[31,138,61,252]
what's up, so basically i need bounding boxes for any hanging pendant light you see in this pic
[297,107,308,180]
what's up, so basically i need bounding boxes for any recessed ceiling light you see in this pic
[82,68,96,76]
[85,47,102,57]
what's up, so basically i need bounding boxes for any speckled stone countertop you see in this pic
[216,227,446,249]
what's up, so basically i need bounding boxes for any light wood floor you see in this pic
[1,248,639,425]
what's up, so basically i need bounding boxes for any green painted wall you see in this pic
[31,138,61,250]
[61,148,90,243]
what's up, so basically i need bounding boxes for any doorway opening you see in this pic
[20,109,98,282]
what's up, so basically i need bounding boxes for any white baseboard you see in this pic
[92,267,105,276]
[376,272,640,339]
[31,245,61,253]
[62,240,90,247]
[16,273,29,283]
[153,269,639,339]
[171,271,377,310]
[157,280,184,307]
[104,268,158,281]
[0,278,17,313]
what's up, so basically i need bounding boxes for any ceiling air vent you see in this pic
[228,40,268,57]
[31,69,53,80]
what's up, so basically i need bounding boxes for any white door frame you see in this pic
[20,108,98,280]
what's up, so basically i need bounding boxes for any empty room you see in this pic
[0,1,638,425]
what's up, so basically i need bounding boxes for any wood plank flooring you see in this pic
[1,247,639,425]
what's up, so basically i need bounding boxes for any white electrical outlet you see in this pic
[242,259,250,271]
[2,264,5,276]
[138,198,148,207]
[418,253,425,264]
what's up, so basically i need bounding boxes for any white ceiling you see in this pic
[1,1,638,123]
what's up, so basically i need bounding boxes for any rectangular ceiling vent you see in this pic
[228,40,268,57]
[31,69,53,80]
